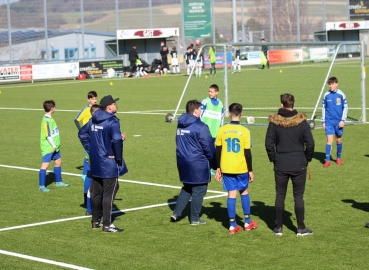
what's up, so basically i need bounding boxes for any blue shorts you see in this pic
[223,173,249,191]
[42,151,61,163]
[325,125,343,137]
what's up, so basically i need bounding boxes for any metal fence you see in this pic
[0,0,352,63]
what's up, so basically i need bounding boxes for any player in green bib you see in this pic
[201,84,224,139]
[201,84,224,176]
[39,100,69,192]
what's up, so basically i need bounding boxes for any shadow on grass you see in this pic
[45,173,55,187]
[312,151,326,164]
[75,165,84,171]
[364,154,369,158]
[251,201,296,232]
[342,199,369,213]
[168,197,297,233]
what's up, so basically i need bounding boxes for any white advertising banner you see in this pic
[0,66,20,82]
[32,63,79,80]
[326,21,369,31]
[117,28,180,40]
[309,48,329,60]
[238,52,262,66]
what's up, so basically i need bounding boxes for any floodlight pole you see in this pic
[7,0,12,63]
[44,0,49,61]
[232,0,237,43]
[81,0,84,60]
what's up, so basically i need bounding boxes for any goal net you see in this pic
[170,41,366,127]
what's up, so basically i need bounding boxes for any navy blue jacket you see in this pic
[78,109,127,178]
[176,113,215,184]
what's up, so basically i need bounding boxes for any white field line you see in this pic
[0,164,224,194]
[0,107,173,115]
[0,75,170,89]
[0,250,94,270]
[0,193,227,233]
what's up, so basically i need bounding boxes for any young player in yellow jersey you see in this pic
[74,91,98,206]
[215,103,258,234]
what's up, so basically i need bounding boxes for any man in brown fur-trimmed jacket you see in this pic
[265,93,314,237]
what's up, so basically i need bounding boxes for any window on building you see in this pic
[41,50,47,60]
[84,47,89,58]
[91,46,96,58]
[64,48,79,61]
[51,49,59,61]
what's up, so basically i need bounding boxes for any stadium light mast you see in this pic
[269,0,273,42]
[241,0,245,42]
[296,0,300,42]
[149,0,152,28]
[43,0,49,61]
[232,0,237,43]
[7,0,12,63]
[80,0,85,60]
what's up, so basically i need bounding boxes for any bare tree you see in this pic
[249,0,308,42]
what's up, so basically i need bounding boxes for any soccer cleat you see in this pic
[244,220,258,231]
[85,211,92,216]
[229,226,242,235]
[170,215,180,222]
[210,169,215,176]
[297,227,313,237]
[190,219,206,225]
[323,161,330,168]
[365,222,369,228]
[55,181,69,187]
[91,221,103,229]
[336,158,342,165]
[39,186,50,192]
[102,224,124,233]
[273,227,283,236]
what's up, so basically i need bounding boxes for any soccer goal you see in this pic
[168,41,366,127]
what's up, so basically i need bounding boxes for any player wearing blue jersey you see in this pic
[322,77,348,167]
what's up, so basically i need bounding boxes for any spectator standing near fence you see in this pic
[129,46,138,73]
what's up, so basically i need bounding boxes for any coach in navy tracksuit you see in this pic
[82,95,127,233]
[171,100,215,225]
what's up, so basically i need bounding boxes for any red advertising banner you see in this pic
[268,49,302,63]
[20,65,32,81]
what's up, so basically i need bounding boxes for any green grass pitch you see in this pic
[0,68,368,269]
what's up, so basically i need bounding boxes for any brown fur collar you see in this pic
[269,112,307,128]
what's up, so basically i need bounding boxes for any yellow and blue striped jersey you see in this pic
[74,105,92,130]
[215,123,251,174]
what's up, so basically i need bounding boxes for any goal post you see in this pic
[169,41,366,126]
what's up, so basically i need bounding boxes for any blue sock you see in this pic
[325,144,332,161]
[241,194,251,224]
[86,190,92,213]
[337,143,342,159]
[227,198,237,227]
[54,167,62,183]
[82,158,89,180]
[39,169,46,187]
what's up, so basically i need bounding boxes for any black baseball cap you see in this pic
[100,95,119,108]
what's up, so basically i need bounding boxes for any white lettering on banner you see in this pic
[144,30,154,37]
[202,110,222,120]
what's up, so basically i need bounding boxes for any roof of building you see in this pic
[0,29,116,45]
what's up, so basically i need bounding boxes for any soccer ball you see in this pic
[246,117,255,124]
[165,113,174,122]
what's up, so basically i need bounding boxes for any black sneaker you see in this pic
[365,222,369,228]
[297,227,313,237]
[273,227,283,236]
[170,215,180,222]
[85,210,92,216]
[102,224,124,233]
[92,221,102,229]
